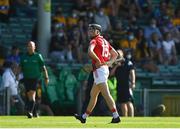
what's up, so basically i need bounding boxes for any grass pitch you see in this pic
[0,116,180,128]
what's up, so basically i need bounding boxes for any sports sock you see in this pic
[111,108,119,118]
[82,110,91,119]
[112,112,119,118]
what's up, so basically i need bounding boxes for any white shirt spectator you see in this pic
[1,68,19,96]
[162,40,175,56]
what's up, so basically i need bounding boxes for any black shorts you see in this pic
[117,88,134,103]
[24,78,39,92]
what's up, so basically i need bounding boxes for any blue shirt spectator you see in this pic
[144,18,162,43]
[6,46,20,64]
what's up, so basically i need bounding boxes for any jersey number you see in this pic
[102,39,109,58]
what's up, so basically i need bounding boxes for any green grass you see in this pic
[0,116,180,128]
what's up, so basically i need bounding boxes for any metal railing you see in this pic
[134,89,180,116]
[0,87,10,115]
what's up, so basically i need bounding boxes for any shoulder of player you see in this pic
[90,39,97,44]
[34,52,42,57]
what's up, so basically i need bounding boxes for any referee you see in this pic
[110,49,136,117]
[20,41,49,118]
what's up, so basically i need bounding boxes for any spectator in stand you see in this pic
[135,29,159,73]
[69,19,88,63]
[144,18,162,43]
[67,26,81,63]
[134,28,149,62]
[148,32,163,64]
[171,8,180,54]
[94,7,112,32]
[91,0,103,9]
[110,21,127,49]
[172,8,180,28]
[118,30,138,56]
[127,16,139,34]
[86,8,95,24]
[6,46,20,64]
[53,7,66,28]
[66,9,79,29]
[105,0,119,17]
[0,0,10,22]
[135,0,152,16]
[160,17,180,54]
[1,62,25,115]
[75,0,90,13]
[161,32,177,65]
[127,1,142,18]
[153,1,175,25]
[104,0,120,28]
[49,25,73,62]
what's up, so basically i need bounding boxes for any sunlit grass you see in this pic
[0,116,180,128]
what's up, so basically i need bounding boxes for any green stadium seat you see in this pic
[77,68,88,81]
[135,80,142,89]
[11,28,23,33]
[10,23,20,28]
[152,79,164,85]
[136,72,148,78]
[164,80,178,85]
[56,81,65,101]
[64,73,77,101]
[46,85,59,104]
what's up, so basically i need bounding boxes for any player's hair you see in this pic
[88,24,102,33]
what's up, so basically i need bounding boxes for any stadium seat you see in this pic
[152,79,164,85]
[64,73,77,101]
[77,68,88,81]
[46,85,59,104]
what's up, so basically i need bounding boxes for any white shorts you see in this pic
[93,65,109,85]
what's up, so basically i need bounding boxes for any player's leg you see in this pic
[24,79,38,118]
[120,103,128,116]
[84,84,100,117]
[75,83,100,123]
[99,82,120,123]
[127,101,134,117]
[26,90,36,118]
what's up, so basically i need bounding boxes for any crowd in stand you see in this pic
[0,0,180,67]
[49,0,180,72]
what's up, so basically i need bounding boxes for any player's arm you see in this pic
[109,63,119,76]
[129,69,136,89]
[43,66,49,86]
[39,54,49,86]
[88,43,101,67]
[107,47,118,67]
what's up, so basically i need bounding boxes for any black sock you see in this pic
[29,100,35,113]
[25,100,31,112]
[33,102,38,115]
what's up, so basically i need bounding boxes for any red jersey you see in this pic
[90,35,112,65]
